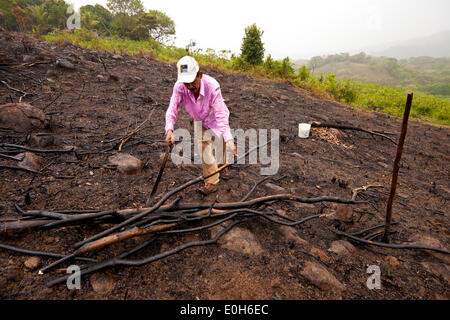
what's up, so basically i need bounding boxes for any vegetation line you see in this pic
[1,0,448,125]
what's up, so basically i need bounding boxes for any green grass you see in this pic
[43,30,450,126]
[350,83,449,123]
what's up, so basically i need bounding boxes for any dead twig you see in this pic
[1,80,30,102]
[0,243,97,263]
[0,153,23,161]
[0,164,41,174]
[335,230,450,254]
[311,121,398,145]
[0,143,75,154]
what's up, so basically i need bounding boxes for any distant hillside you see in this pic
[370,30,450,59]
[292,59,309,67]
[293,52,450,97]
[315,62,398,86]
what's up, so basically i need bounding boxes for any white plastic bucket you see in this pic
[298,123,311,138]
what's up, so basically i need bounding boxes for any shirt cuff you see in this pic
[223,130,233,142]
[165,123,174,134]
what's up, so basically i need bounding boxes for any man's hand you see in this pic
[226,140,237,161]
[165,130,175,147]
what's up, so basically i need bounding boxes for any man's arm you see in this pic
[165,84,183,133]
[165,85,183,145]
[211,87,233,142]
[211,87,236,158]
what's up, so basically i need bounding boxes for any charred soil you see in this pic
[0,32,449,300]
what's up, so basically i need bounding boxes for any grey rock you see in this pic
[279,226,308,246]
[218,225,263,256]
[0,103,47,132]
[23,55,35,63]
[300,261,345,292]
[108,153,142,175]
[328,240,356,256]
[46,69,57,78]
[56,58,75,69]
[334,205,353,221]
[18,152,42,171]
[28,133,54,147]
[24,257,41,270]
[90,273,115,293]
[265,183,285,193]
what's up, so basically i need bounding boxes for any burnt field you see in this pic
[0,31,449,300]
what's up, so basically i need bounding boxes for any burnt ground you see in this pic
[0,31,449,300]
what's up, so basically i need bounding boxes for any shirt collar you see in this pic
[186,77,205,100]
[199,77,205,97]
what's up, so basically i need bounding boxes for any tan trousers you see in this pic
[199,127,227,185]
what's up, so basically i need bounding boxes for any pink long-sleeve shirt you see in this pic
[165,74,233,142]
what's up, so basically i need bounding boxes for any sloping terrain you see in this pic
[0,31,449,300]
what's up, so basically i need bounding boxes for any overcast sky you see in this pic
[70,0,450,59]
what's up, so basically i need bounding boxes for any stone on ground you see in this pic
[90,273,115,293]
[300,261,346,292]
[328,240,356,256]
[18,152,42,171]
[0,103,46,132]
[24,257,41,270]
[219,226,263,256]
[108,153,142,175]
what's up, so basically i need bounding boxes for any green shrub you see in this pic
[298,65,311,81]
[240,23,265,66]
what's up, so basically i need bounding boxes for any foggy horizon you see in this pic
[69,0,450,60]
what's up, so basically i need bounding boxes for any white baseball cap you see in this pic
[176,56,199,83]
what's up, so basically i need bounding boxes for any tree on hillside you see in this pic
[26,4,48,33]
[240,23,265,65]
[11,6,27,32]
[298,65,311,81]
[80,4,113,35]
[0,0,18,30]
[309,56,324,73]
[44,0,69,30]
[264,54,275,70]
[119,10,175,42]
[107,0,144,36]
[349,52,368,63]
[146,10,175,43]
[106,0,143,15]
[1,0,68,33]
[279,57,294,77]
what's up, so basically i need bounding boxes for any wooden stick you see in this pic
[0,243,97,263]
[382,93,413,243]
[336,230,449,254]
[0,164,41,174]
[0,153,23,161]
[0,143,75,154]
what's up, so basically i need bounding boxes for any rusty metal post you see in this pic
[382,93,413,243]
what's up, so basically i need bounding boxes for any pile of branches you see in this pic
[1,150,448,287]
[0,159,375,287]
